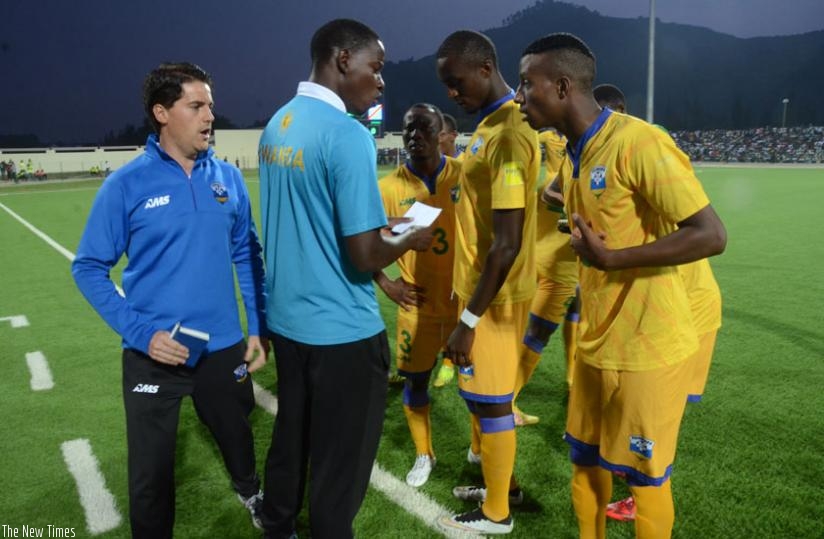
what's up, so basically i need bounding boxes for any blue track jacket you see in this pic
[72,135,266,354]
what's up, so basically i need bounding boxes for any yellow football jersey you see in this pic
[453,98,540,305]
[679,258,722,333]
[558,110,710,371]
[536,130,576,280]
[379,156,461,321]
[539,129,567,179]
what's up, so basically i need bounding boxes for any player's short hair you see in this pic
[143,62,212,133]
[436,30,498,68]
[310,19,380,66]
[442,113,458,133]
[593,83,626,112]
[408,102,445,131]
[521,33,596,91]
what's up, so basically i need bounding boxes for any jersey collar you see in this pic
[405,155,446,195]
[478,90,515,122]
[567,107,612,179]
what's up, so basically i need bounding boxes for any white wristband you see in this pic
[460,308,481,329]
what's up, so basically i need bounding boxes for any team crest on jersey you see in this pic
[211,182,229,204]
[280,112,293,133]
[589,165,607,198]
[470,136,484,155]
[450,184,461,203]
[629,435,654,459]
[233,364,248,383]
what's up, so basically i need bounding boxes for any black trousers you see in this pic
[122,341,259,539]
[262,331,389,539]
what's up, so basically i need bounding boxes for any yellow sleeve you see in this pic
[630,130,710,223]
[489,128,533,210]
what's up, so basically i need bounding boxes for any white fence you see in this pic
[0,129,473,175]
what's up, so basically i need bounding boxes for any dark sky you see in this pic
[2,0,823,144]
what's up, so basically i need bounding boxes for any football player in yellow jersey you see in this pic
[510,127,579,427]
[435,30,539,535]
[432,112,463,389]
[440,113,464,160]
[516,34,726,539]
[374,103,461,487]
[589,85,725,524]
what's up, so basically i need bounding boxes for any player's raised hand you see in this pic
[570,213,610,270]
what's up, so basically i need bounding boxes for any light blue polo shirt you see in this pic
[259,82,387,345]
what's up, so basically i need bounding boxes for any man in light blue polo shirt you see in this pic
[258,18,433,539]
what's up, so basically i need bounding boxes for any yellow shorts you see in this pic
[457,299,530,403]
[687,330,718,402]
[530,274,577,326]
[564,357,692,486]
[395,310,454,376]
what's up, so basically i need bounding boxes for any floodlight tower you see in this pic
[781,98,789,128]
[646,0,656,123]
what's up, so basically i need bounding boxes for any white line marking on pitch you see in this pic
[0,186,101,197]
[0,315,30,328]
[26,351,54,391]
[0,201,77,260]
[60,438,122,535]
[0,201,124,296]
[252,380,278,416]
[252,383,467,537]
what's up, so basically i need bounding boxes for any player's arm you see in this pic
[445,207,524,366]
[229,170,269,371]
[541,175,564,208]
[571,204,726,271]
[71,180,188,365]
[346,225,434,273]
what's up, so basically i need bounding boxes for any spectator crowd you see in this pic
[671,125,824,163]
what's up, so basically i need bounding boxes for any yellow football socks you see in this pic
[480,427,517,522]
[403,403,433,457]
[631,481,674,539]
[571,464,612,539]
[470,413,481,456]
[514,347,541,400]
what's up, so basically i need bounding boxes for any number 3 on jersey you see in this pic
[432,227,449,255]
[399,329,412,363]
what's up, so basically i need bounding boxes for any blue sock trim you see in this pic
[402,386,430,408]
[565,311,580,323]
[563,432,600,466]
[529,313,560,331]
[599,456,673,487]
[480,415,516,434]
[458,389,515,404]
[464,399,478,414]
[687,394,702,403]
[523,335,546,354]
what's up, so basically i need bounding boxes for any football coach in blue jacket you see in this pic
[72,62,267,538]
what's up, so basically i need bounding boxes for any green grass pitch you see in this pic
[0,165,822,538]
